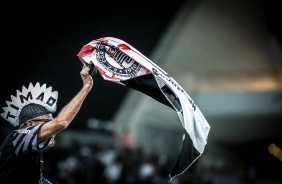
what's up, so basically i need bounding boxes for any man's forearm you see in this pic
[38,66,93,139]
[56,84,92,126]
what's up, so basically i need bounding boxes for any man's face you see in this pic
[28,114,53,126]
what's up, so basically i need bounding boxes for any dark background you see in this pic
[1,1,282,183]
[0,1,187,131]
[1,0,281,131]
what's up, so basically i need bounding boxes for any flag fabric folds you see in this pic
[77,37,210,180]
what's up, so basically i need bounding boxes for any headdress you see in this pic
[1,82,58,127]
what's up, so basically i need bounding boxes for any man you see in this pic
[0,65,93,183]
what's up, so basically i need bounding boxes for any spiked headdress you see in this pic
[1,82,58,127]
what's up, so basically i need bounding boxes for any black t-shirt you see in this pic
[0,123,51,184]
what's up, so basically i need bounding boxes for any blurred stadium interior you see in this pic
[1,0,282,183]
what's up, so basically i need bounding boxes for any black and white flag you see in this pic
[77,37,210,180]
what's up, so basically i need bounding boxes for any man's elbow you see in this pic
[56,121,69,130]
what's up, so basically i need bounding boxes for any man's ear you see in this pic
[26,121,32,126]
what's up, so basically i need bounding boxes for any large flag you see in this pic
[77,37,210,180]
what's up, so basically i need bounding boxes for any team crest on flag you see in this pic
[77,37,211,180]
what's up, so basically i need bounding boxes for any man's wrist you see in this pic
[83,83,93,89]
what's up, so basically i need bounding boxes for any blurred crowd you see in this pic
[1,127,282,184]
[41,138,282,184]
[42,138,194,184]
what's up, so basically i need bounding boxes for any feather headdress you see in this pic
[1,82,58,127]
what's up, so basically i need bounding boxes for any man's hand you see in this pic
[80,65,94,89]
